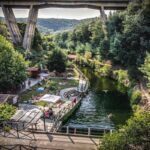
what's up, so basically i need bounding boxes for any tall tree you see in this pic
[47,50,66,73]
[0,35,27,92]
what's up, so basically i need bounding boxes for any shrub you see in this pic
[50,81,57,90]
[100,110,150,150]
[128,89,141,105]
[113,70,130,87]
[97,65,111,76]
[45,80,57,91]
[0,103,16,122]
[47,49,66,73]
[35,101,48,107]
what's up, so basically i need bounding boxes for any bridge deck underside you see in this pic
[0,0,130,10]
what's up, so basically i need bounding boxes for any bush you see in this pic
[49,80,57,90]
[113,70,130,87]
[84,51,92,60]
[139,53,150,89]
[100,110,150,150]
[45,80,57,91]
[35,101,48,107]
[47,49,66,73]
[128,89,141,105]
[0,103,16,122]
[96,65,111,76]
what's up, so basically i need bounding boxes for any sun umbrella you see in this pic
[36,87,44,93]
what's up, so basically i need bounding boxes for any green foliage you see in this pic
[35,101,48,107]
[107,0,150,78]
[4,125,11,132]
[37,18,80,33]
[47,49,66,73]
[113,70,130,87]
[45,80,57,91]
[51,0,150,82]
[100,110,150,150]
[96,65,111,77]
[99,39,110,59]
[140,53,150,88]
[0,103,16,121]
[84,51,92,60]
[52,18,103,57]
[128,89,141,105]
[0,21,9,38]
[0,35,27,92]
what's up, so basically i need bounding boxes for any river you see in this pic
[65,67,132,130]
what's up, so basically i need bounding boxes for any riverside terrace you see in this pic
[0,76,91,139]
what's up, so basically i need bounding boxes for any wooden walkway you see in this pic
[0,133,100,150]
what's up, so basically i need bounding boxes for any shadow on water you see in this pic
[65,67,132,129]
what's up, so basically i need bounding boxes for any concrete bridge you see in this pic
[0,0,132,50]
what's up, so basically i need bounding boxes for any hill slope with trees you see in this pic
[0,17,81,34]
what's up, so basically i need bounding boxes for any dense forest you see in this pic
[51,0,150,80]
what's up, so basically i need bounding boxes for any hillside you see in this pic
[0,17,81,34]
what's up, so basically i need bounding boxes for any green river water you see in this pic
[65,67,132,129]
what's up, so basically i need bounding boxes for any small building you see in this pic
[27,67,40,78]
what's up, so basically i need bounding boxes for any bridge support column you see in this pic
[2,6,22,45]
[23,6,38,50]
[100,6,107,23]
[100,6,108,40]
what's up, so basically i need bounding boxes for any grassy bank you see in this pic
[18,78,78,102]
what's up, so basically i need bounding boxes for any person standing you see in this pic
[28,79,31,87]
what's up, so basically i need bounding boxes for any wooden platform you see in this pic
[0,133,100,150]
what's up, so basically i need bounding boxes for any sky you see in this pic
[0,7,110,19]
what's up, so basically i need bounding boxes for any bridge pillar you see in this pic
[100,6,108,40]
[2,6,22,45]
[100,6,107,23]
[23,6,38,50]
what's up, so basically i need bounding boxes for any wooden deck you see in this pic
[0,133,100,150]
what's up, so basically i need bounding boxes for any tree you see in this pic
[0,21,9,39]
[100,110,150,150]
[106,0,150,78]
[140,53,150,88]
[100,39,110,59]
[47,50,66,73]
[0,35,27,92]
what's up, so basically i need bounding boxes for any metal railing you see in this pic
[74,65,89,93]
[58,126,114,137]
[50,98,81,132]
